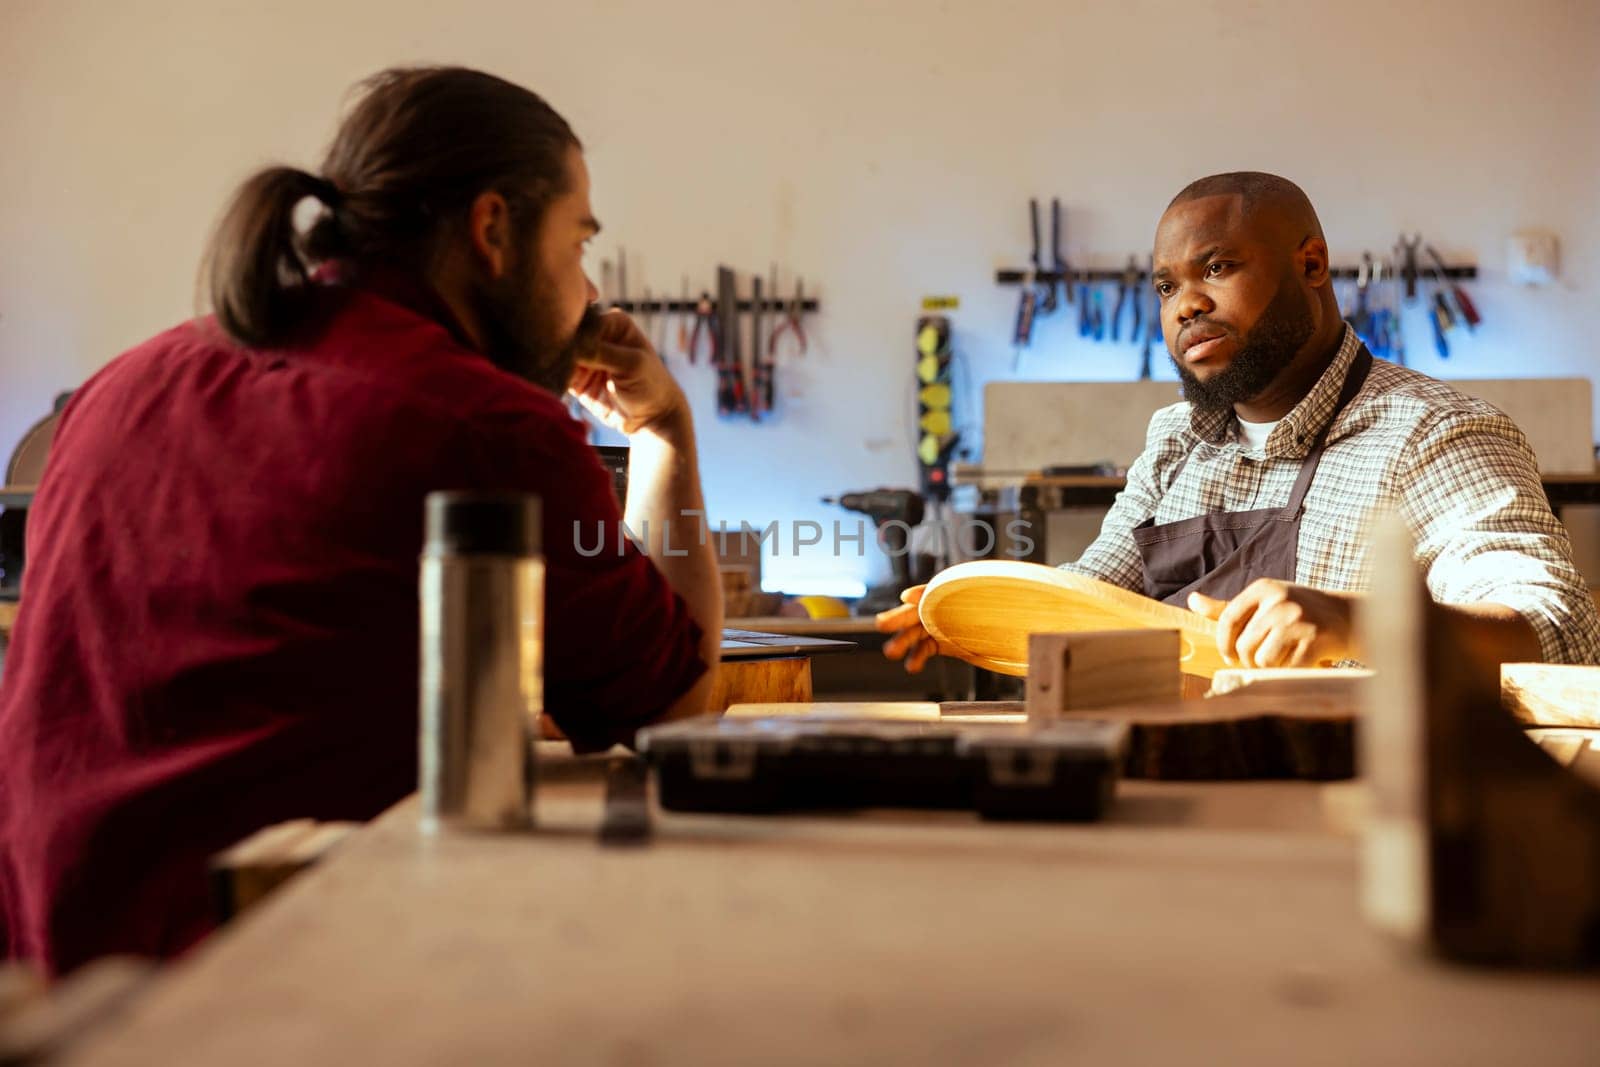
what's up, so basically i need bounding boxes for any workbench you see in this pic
[62,746,1600,1066]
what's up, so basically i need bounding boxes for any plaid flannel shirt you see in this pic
[1061,324,1600,665]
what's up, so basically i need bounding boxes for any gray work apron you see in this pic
[1132,347,1373,607]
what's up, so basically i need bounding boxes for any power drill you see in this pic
[822,488,926,614]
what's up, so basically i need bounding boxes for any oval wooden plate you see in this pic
[917,560,1228,678]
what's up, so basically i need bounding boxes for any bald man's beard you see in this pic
[1173,266,1316,415]
[470,258,603,396]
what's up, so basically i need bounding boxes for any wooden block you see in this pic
[1025,629,1179,722]
[705,656,811,713]
[210,819,359,923]
[1500,664,1600,728]
[1360,515,1600,968]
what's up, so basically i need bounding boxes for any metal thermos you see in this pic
[419,491,543,832]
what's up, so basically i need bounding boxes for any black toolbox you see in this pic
[636,714,1128,822]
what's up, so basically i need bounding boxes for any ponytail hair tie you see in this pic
[309,174,343,208]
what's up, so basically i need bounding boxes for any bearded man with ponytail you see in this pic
[0,67,721,974]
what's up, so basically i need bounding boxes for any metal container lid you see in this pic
[424,491,541,556]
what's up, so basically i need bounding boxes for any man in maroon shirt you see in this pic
[0,67,721,974]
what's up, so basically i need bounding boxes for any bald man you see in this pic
[882,171,1600,671]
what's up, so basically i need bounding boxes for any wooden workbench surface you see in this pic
[65,747,1600,1066]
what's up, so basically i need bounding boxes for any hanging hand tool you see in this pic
[1424,244,1481,330]
[1110,256,1140,343]
[1425,260,1454,359]
[1366,258,1389,358]
[1013,202,1041,348]
[715,266,748,416]
[676,276,691,356]
[769,276,809,358]
[600,259,614,309]
[1013,271,1038,350]
[1352,252,1373,340]
[617,248,628,312]
[1077,284,1092,337]
[750,274,771,420]
[1051,198,1072,305]
[1398,234,1420,301]
[687,291,717,365]
[1091,286,1106,341]
[1031,199,1055,315]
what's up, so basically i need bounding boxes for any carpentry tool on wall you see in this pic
[769,275,808,358]
[1398,233,1420,301]
[1110,256,1140,343]
[750,274,771,420]
[1426,261,1454,359]
[1012,200,1052,349]
[687,291,717,365]
[600,258,614,310]
[1050,198,1072,306]
[715,266,748,417]
[1031,198,1055,316]
[677,276,692,356]
[1424,243,1481,330]
[1350,252,1373,340]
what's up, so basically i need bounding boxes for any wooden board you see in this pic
[706,656,812,713]
[918,560,1227,678]
[1500,664,1600,728]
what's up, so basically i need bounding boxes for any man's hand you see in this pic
[1188,579,1356,668]
[874,584,941,673]
[568,310,688,437]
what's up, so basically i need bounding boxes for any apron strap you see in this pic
[1281,345,1374,517]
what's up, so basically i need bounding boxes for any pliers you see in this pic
[687,292,718,365]
[768,277,808,357]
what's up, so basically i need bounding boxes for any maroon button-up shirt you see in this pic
[0,277,705,973]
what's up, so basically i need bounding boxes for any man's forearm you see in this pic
[624,410,724,691]
[1445,602,1544,665]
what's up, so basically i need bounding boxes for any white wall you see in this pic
[3,0,1598,591]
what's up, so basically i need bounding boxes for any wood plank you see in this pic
[1501,664,1600,728]
[62,770,1600,1067]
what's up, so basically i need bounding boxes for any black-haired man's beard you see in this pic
[471,260,603,396]
[1172,268,1315,415]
